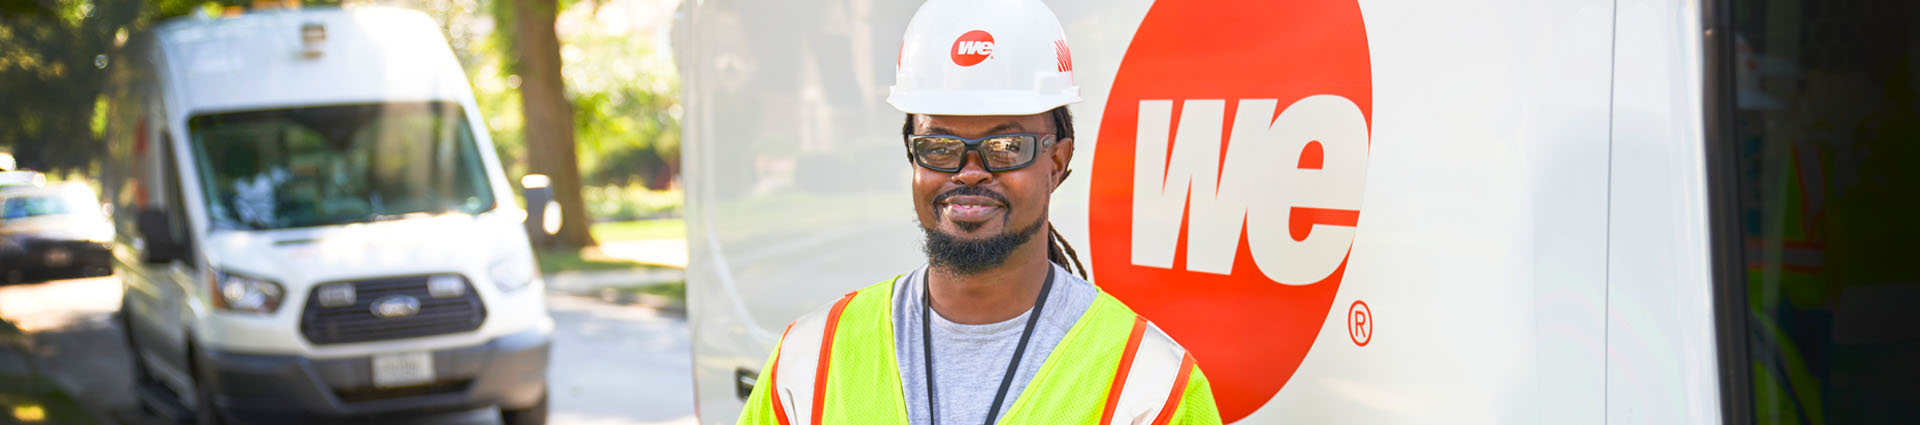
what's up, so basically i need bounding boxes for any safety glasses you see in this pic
[906,133,1054,172]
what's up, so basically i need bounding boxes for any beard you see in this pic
[920,214,1046,276]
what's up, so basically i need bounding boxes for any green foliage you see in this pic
[88,94,108,138]
[381,0,683,193]
[3,0,683,224]
[561,13,681,190]
[619,281,684,304]
[591,217,684,242]
[584,185,681,222]
[485,0,518,79]
[534,246,656,273]
[0,0,207,170]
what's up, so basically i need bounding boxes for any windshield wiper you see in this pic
[368,212,430,222]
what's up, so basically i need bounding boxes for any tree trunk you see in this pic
[513,0,596,249]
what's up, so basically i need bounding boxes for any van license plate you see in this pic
[44,248,70,267]
[372,352,434,388]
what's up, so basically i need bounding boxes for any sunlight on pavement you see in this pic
[546,293,696,425]
[595,239,689,268]
[0,277,122,333]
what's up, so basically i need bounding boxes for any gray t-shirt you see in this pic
[892,264,1098,425]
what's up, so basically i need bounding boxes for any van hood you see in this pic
[202,213,530,286]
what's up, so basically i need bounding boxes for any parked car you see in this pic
[0,183,115,283]
[0,171,45,189]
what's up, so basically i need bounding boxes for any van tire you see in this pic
[189,341,226,425]
[194,384,224,425]
[117,306,160,415]
[500,393,548,425]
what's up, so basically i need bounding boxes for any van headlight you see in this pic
[211,271,285,313]
[490,257,538,292]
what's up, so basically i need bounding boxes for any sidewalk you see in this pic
[544,267,684,294]
[544,237,687,292]
[595,238,689,268]
[542,237,689,312]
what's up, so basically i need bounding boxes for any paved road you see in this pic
[0,273,695,425]
[546,295,695,425]
[0,275,131,424]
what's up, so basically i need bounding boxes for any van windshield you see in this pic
[186,102,496,230]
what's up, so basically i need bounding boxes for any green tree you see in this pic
[505,0,596,249]
[565,21,680,189]
[0,0,209,171]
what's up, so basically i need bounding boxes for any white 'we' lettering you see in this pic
[955,41,994,55]
[1131,95,1368,285]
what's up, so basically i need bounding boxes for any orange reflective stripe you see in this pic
[1100,316,1149,424]
[771,323,795,425]
[812,292,858,425]
[1149,353,1196,425]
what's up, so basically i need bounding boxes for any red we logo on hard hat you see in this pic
[950,30,994,66]
[1088,0,1371,422]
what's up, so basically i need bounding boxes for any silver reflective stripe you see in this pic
[1107,322,1189,425]
[775,308,832,425]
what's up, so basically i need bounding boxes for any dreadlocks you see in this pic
[1046,223,1088,279]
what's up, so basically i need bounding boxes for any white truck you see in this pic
[679,0,1918,423]
[101,7,551,424]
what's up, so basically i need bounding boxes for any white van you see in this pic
[678,0,1917,423]
[101,7,551,424]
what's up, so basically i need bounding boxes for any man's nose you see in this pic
[949,151,993,186]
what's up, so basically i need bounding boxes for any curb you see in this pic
[592,287,687,314]
[543,268,683,292]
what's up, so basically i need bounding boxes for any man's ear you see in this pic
[1050,137,1075,191]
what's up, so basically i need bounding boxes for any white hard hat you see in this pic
[888,0,1081,116]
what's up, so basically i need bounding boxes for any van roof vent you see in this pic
[301,22,325,58]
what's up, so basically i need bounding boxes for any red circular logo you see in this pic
[950,30,995,67]
[1349,301,1372,346]
[1088,0,1371,421]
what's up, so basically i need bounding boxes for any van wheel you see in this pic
[189,342,226,425]
[120,315,148,378]
[194,384,225,425]
[500,393,548,425]
[117,307,159,415]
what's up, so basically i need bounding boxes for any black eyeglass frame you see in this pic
[905,133,1056,173]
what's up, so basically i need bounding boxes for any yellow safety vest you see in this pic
[739,276,1222,425]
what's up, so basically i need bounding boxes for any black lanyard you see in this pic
[922,266,1055,425]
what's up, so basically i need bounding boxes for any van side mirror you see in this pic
[137,208,188,264]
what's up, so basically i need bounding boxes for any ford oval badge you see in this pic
[371,295,422,319]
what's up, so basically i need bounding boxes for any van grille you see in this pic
[299,276,486,345]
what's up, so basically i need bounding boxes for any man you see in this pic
[737,0,1220,424]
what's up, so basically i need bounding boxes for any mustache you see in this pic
[932,186,1011,207]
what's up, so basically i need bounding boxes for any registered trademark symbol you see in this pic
[1348,300,1371,346]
